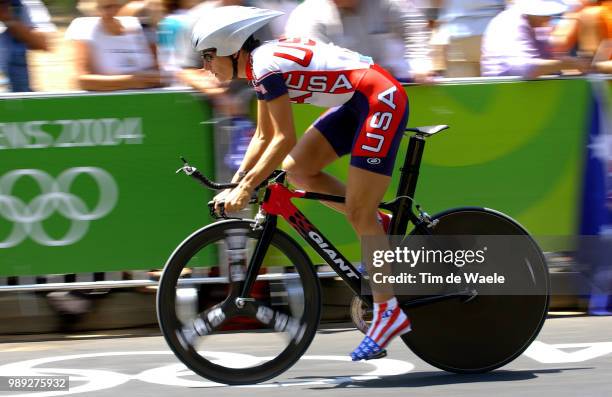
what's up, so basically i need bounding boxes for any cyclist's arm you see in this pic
[230,99,275,183]
[237,94,297,191]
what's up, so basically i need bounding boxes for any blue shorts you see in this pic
[313,65,409,176]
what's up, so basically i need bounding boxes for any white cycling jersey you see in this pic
[246,38,374,107]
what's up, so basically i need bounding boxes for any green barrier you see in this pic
[0,79,593,276]
[0,91,215,276]
[288,79,590,261]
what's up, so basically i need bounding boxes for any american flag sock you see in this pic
[376,211,392,234]
[350,297,411,361]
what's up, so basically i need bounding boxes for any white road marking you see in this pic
[0,351,414,394]
[1,340,611,395]
[524,342,612,363]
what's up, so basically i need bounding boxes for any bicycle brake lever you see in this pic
[176,166,194,174]
[176,157,196,175]
[219,203,228,219]
[208,200,217,218]
[208,201,241,220]
[207,200,228,220]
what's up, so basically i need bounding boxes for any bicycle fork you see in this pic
[180,212,308,348]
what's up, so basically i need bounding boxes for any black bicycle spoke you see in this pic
[177,304,230,349]
[241,300,308,344]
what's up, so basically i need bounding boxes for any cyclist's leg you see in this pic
[346,79,409,294]
[345,166,394,301]
[282,104,358,212]
[283,128,394,230]
[346,168,412,361]
[282,127,345,212]
[347,67,411,360]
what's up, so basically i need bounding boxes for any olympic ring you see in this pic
[0,167,118,248]
[0,350,415,396]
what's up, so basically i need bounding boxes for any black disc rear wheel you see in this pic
[400,207,549,373]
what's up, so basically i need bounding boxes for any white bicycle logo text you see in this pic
[0,167,118,248]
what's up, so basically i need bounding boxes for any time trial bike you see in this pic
[156,125,550,385]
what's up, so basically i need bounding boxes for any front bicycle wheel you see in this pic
[400,207,549,373]
[157,219,321,385]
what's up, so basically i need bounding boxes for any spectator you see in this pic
[156,0,202,85]
[415,0,446,75]
[175,0,280,91]
[593,39,612,72]
[576,0,612,56]
[436,0,505,77]
[550,1,612,54]
[254,0,298,38]
[0,0,55,92]
[481,0,590,78]
[155,0,231,90]
[567,2,612,73]
[549,1,584,55]
[118,0,166,52]
[284,0,435,82]
[66,0,163,91]
[550,1,612,74]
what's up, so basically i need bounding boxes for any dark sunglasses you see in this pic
[200,51,216,63]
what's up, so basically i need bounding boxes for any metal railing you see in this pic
[0,271,339,292]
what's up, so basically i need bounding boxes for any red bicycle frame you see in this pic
[239,134,431,304]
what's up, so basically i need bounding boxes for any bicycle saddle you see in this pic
[405,125,449,137]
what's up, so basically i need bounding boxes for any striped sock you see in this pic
[367,297,411,348]
[376,211,392,234]
[351,297,411,361]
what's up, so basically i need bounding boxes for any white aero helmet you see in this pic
[191,6,284,56]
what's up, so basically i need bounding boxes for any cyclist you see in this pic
[192,6,411,361]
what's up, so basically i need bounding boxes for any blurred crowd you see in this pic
[4,0,612,94]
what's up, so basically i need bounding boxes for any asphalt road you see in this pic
[0,315,611,397]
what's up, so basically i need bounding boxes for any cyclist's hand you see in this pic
[213,189,230,203]
[222,186,252,213]
[212,189,231,214]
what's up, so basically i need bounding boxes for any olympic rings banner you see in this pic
[0,91,215,276]
[0,167,118,248]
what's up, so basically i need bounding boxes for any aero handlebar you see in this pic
[176,157,239,190]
